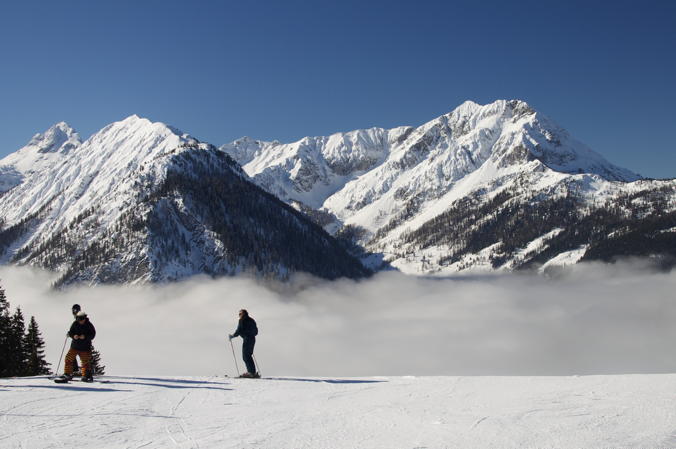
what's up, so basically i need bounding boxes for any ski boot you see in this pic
[54,374,73,383]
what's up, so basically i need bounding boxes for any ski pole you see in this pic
[229,338,240,377]
[53,335,68,378]
[253,354,261,376]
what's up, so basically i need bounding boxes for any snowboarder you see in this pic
[60,311,96,382]
[70,304,81,375]
[229,309,259,378]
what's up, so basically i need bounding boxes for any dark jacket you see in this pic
[69,318,96,351]
[232,316,258,340]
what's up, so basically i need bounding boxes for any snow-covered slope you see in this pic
[0,116,367,285]
[221,127,411,210]
[2,374,675,448]
[222,100,676,273]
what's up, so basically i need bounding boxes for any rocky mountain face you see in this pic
[222,100,676,274]
[0,116,368,286]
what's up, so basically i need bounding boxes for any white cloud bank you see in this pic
[1,262,675,377]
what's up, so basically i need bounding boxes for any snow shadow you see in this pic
[265,377,386,384]
[3,384,131,393]
[102,379,232,391]
[662,431,676,448]
[108,376,230,386]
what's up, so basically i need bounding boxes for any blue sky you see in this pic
[1,0,674,178]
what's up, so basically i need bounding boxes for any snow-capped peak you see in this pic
[0,121,83,192]
[98,114,181,137]
[451,99,482,115]
[0,114,204,228]
[121,113,143,122]
[220,136,276,167]
[25,121,81,154]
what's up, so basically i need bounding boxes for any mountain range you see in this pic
[221,100,675,274]
[1,100,674,285]
[0,116,367,286]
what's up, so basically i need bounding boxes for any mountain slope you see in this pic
[0,116,368,285]
[222,100,675,273]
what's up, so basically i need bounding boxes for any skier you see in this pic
[70,304,81,375]
[60,311,96,382]
[229,309,259,378]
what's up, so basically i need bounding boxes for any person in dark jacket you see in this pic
[229,309,259,378]
[63,311,96,382]
[70,304,81,375]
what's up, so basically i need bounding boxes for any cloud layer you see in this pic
[2,262,675,377]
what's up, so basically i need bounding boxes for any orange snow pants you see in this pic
[64,349,91,376]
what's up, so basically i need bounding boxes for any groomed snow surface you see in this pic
[2,374,675,448]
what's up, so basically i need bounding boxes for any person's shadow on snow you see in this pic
[264,378,386,384]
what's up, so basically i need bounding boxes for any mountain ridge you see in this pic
[1,100,673,283]
[0,116,368,285]
[221,99,674,274]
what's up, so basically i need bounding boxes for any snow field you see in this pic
[1,374,675,449]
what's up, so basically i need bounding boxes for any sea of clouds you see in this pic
[1,261,675,377]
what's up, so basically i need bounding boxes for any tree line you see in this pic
[0,282,50,377]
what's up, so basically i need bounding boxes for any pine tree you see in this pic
[0,282,10,376]
[25,316,51,376]
[0,282,7,316]
[5,307,28,376]
[90,346,105,376]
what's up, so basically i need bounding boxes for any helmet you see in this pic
[72,304,81,315]
[76,311,87,320]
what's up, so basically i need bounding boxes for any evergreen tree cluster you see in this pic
[0,282,51,377]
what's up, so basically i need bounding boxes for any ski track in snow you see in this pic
[0,374,675,449]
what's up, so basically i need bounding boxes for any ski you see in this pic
[52,377,109,384]
[224,374,263,379]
